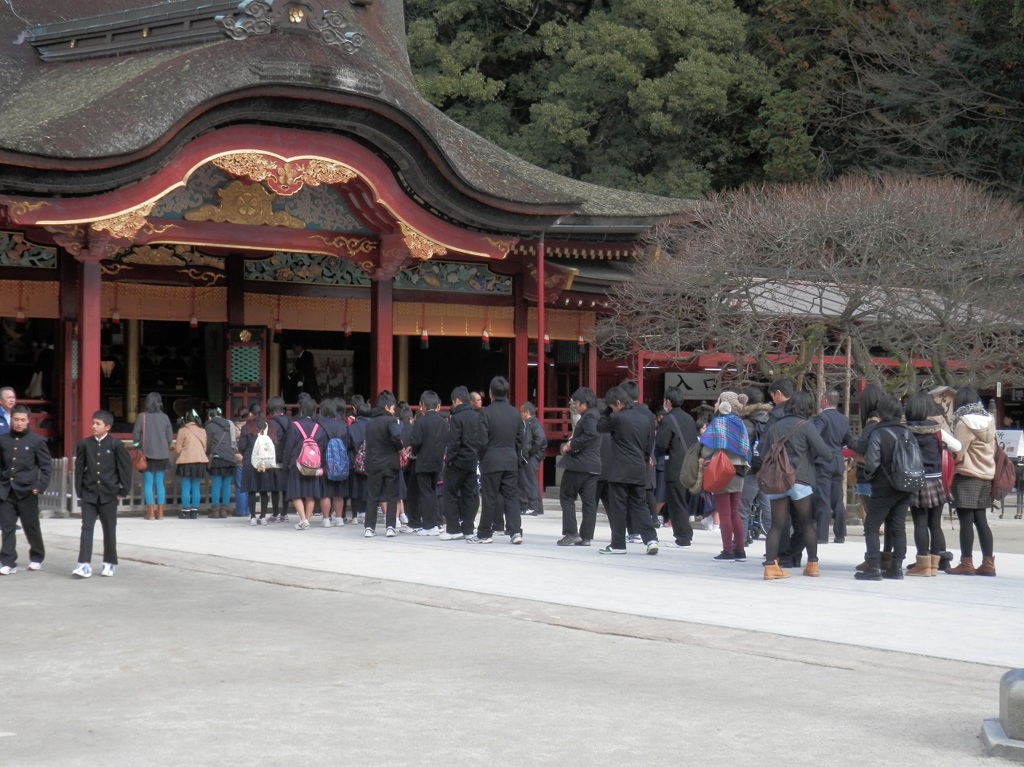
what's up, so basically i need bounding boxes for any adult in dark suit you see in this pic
[442,386,480,540]
[73,409,131,578]
[557,387,601,546]
[362,391,404,535]
[663,386,698,545]
[0,386,16,436]
[474,376,524,544]
[0,404,52,574]
[290,343,321,402]
[813,389,853,544]
[411,390,447,535]
[596,386,659,555]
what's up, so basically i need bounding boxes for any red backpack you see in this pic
[294,422,323,477]
[991,444,1017,501]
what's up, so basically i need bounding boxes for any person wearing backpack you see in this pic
[238,404,280,525]
[319,398,349,527]
[344,396,371,525]
[947,387,998,576]
[903,392,961,576]
[283,396,327,530]
[699,391,752,562]
[265,397,291,523]
[759,391,832,579]
[858,396,916,581]
[362,391,404,537]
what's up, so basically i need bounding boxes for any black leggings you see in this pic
[956,507,994,558]
[765,496,817,563]
[910,505,946,555]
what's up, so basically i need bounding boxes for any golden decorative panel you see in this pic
[91,202,155,239]
[399,222,446,261]
[183,181,305,228]
[211,153,357,197]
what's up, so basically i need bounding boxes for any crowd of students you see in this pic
[0,377,1004,581]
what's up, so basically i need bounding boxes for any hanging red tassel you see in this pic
[481,329,490,351]
[543,333,551,355]
[420,329,429,349]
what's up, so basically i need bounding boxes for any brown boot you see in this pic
[906,555,932,577]
[928,554,940,576]
[976,556,997,576]
[144,505,155,520]
[880,551,893,571]
[155,504,164,520]
[764,559,791,580]
[802,561,820,577]
[948,556,976,575]
[856,556,869,572]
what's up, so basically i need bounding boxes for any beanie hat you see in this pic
[716,391,747,415]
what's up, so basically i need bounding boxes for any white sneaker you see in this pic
[0,565,16,575]
[100,563,116,577]
[399,512,409,524]
[27,562,42,571]
[72,563,92,579]
[364,528,376,538]
[256,517,265,525]
[386,527,397,538]
[322,518,332,528]
[249,518,258,526]
[439,531,463,541]
[398,524,416,533]
[417,526,440,536]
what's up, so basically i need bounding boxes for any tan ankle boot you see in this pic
[948,556,976,575]
[976,556,996,576]
[155,504,164,520]
[144,505,155,520]
[802,561,819,577]
[928,554,940,576]
[764,559,790,580]
[907,555,931,577]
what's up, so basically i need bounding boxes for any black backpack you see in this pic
[882,427,926,492]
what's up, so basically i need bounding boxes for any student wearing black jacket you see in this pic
[518,401,547,516]
[0,404,52,574]
[663,387,697,546]
[557,387,601,546]
[857,396,914,581]
[473,376,524,544]
[410,390,447,536]
[442,386,481,540]
[362,391,404,537]
[265,396,291,523]
[596,386,659,555]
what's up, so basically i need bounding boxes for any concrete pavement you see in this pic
[1,501,1021,765]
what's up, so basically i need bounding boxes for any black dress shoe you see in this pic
[834,537,845,544]
[574,538,592,547]
[675,539,691,547]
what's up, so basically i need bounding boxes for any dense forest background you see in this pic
[405,0,1024,202]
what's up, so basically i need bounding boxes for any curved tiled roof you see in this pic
[0,1,697,227]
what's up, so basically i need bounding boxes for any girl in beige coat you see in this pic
[172,410,208,519]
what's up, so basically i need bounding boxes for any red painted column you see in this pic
[370,278,394,397]
[586,340,598,394]
[76,252,103,439]
[536,236,546,421]
[512,276,529,407]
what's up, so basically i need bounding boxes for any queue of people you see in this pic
[0,378,1006,583]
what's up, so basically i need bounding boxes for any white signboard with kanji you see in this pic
[996,430,1024,459]
[664,372,721,401]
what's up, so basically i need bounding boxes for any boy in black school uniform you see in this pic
[73,410,131,579]
[0,404,53,574]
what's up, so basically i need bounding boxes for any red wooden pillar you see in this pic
[536,236,546,420]
[370,277,394,397]
[512,276,529,407]
[76,252,103,439]
[586,340,597,394]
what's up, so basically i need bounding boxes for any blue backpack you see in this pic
[325,436,350,481]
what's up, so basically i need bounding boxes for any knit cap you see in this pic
[716,391,748,415]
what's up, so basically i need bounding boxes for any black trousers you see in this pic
[607,482,657,549]
[864,488,909,563]
[559,471,597,538]
[443,466,479,536]
[78,498,118,565]
[814,466,847,542]
[665,481,694,544]
[518,457,543,512]
[480,470,520,538]
[0,493,44,567]
[415,471,442,530]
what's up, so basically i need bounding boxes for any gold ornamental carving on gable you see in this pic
[184,181,305,228]
[212,153,357,197]
[309,233,376,259]
[91,202,156,239]
[399,222,446,261]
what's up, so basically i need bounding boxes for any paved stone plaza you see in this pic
[2,503,1021,765]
